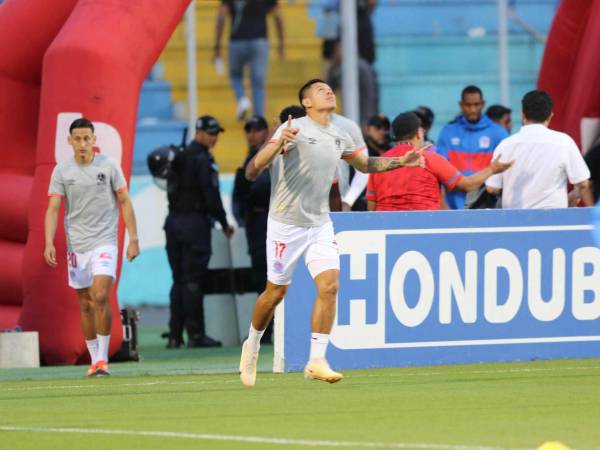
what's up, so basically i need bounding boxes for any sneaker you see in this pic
[94,360,110,377]
[87,363,97,377]
[239,339,258,387]
[303,358,343,384]
[236,97,251,121]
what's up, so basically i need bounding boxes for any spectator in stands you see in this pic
[486,90,593,208]
[365,114,391,157]
[486,104,513,133]
[584,135,600,202]
[413,106,435,145]
[213,1,285,120]
[367,112,513,211]
[164,116,233,349]
[232,115,272,342]
[437,85,509,209]
[279,104,306,125]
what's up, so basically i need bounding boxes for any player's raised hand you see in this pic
[279,114,299,153]
[126,239,140,262]
[401,148,425,168]
[490,154,514,174]
[44,244,57,268]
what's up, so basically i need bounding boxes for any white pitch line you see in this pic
[0,425,529,450]
[2,365,600,393]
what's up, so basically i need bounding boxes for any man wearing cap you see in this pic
[367,112,513,211]
[232,115,273,342]
[164,115,234,349]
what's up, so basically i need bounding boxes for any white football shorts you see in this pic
[266,217,340,286]
[67,245,118,289]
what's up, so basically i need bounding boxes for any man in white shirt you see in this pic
[486,90,593,208]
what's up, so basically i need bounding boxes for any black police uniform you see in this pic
[165,136,229,348]
[232,146,272,342]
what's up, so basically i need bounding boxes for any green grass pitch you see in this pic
[1,326,599,450]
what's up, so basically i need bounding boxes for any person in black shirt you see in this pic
[214,0,285,120]
[164,115,234,349]
[233,115,272,342]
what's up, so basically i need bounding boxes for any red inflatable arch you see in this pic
[0,0,190,364]
[538,0,600,151]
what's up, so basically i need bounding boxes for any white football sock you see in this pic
[247,324,264,353]
[85,339,99,364]
[309,333,329,360]
[97,334,110,362]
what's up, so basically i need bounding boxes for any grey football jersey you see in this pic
[48,154,127,252]
[268,116,359,227]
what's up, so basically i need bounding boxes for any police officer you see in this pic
[232,115,272,343]
[165,115,234,349]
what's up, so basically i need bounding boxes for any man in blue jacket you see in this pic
[437,85,509,209]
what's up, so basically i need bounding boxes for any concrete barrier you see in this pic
[0,332,40,368]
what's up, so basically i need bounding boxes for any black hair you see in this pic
[413,106,435,130]
[279,105,306,124]
[392,112,421,142]
[298,78,327,109]
[461,85,483,100]
[486,104,511,121]
[522,90,553,123]
[69,118,94,134]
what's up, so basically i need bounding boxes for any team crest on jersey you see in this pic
[335,138,341,151]
[96,172,106,185]
[479,136,491,148]
[451,137,460,146]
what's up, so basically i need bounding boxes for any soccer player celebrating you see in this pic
[239,79,424,386]
[44,118,140,377]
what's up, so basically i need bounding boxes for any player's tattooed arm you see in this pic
[349,149,425,173]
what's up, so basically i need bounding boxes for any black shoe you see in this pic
[187,335,222,348]
[166,338,184,349]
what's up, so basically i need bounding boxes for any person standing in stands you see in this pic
[44,118,140,377]
[437,85,508,209]
[213,0,285,120]
[164,115,234,349]
[486,104,513,133]
[486,90,593,209]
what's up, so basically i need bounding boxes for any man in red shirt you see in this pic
[367,112,513,211]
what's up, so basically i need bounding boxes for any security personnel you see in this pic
[164,115,234,349]
[232,115,272,342]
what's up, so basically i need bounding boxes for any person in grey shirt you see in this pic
[239,79,424,387]
[44,118,140,377]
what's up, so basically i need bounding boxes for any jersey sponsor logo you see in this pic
[479,136,491,148]
[451,137,460,146]
[97,173,106,185]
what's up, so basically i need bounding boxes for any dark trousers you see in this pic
[165,213,211,341]
[246,211,272,342]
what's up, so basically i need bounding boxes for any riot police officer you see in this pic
[164,115,234,349]
[232,115,272,342]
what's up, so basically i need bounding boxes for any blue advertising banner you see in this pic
[277,208,600,372]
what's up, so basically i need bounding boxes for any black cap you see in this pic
[367,114,391,129]
[196,115,224,134]
[392,112,421,141]
[244,115,268,131]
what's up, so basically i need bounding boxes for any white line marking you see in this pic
[0,425,529,450]
[2,365,599,392]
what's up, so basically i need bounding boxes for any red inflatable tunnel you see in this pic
[0,0,190,364]
[538,0,600,151]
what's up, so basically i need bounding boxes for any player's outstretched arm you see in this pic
[44,196,62,267]
[455,155,514,192]
[116,189,140,262]
[348,148,425,173]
